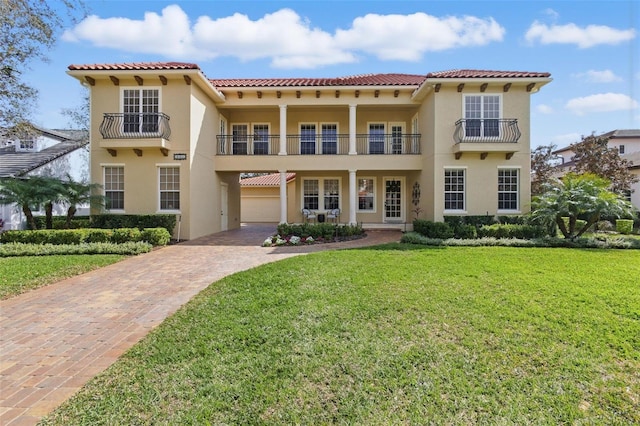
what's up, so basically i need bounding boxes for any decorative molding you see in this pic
[296,91,301,98]
[183,75,192,85]
[503,83,512,92]
[257,91,262,99]
[374,90,380,98]
[276,91,282,98]
[480,152,488,160]
[84,76,95,86]
[355,90,360,98]
[159,75,168,85]
[109,76,119,86]
[480,83,488,92]
[506,152,514,160]
[526,83,535,92]
[455,152,462,160]
[335,90,340,98]
[106,148,117,157]
[160,148,169,157]
[316,90,320,98]
[133,148,143,157]
[457,83,464,92]
[434,83,441,92]
[237,91,243,99]
[134,75,143,86]
[394,90,399,98]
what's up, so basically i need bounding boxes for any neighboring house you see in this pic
[0,125,89,230]
[240,173,296,223]
[67,62,551,240]
[552,129,640,209]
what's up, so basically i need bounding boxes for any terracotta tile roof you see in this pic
[67,62,200,71]
[426,69,551,78]
[240,173,296,187]
[211,73,426,88]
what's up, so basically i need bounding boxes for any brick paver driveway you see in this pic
[0,224,400,425]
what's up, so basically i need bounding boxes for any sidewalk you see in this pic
[0,224,401,425]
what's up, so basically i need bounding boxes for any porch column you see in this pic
[349,104,357,155]
[279,170,288,223]
[279,105,287,155]
[349,169,357,225]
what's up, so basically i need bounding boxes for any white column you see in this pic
[349,170,357,225]
[279,105,287,155]
[279,170,288,223]
[349,104,357,155]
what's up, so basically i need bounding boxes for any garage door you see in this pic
[241,196,280,222]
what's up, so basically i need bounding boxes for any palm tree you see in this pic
[60,177,104,228]
[0,176,61,229]
[531,173,635,239]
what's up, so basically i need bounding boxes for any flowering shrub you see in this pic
[262,224,362,247]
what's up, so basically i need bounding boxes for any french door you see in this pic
[384,178,404,222]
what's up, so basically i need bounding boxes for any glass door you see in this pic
[384,178,403,222]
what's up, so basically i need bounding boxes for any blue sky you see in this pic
[25,0,638,149]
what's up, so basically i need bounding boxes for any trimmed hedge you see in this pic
[444,215,498,228]
[616,219,634,235]
[90,214,176,234]
[31,216,91,230]
[413,220,454,239]
[0,242,152,257]
[0,227,170,246]
[477,224,547,239]
[276,223,364,241]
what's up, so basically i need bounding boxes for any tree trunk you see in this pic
[45,202,53,229]
[556,215,569,238]
[22,205,37,230]
[575,213,600,238]
[66,205,77,229]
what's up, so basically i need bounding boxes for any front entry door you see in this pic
[384,178,403,222]
[220,183,228,231]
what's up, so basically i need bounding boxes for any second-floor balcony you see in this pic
[217,134,421,156]
[453,119,521,144]
[99,113,172,140]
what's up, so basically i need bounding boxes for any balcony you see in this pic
[453,119,521,159]
[216,134,421,156]
[99,113,172,155]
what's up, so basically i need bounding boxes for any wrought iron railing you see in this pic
[99,113,171,140]
[216,134,421,155]
[453,119,520,144]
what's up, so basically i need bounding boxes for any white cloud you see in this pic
[334,13,505,61]
[536,104,554,114]
[565,93,638,115]
[62,5,505,68]
[572,69,623,83]
[525,21,636,48]
[551,132,582,147]
[62,5,198,57]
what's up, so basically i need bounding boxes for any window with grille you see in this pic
[444,169,465,211]
[159,167,180,210]
[104,166,124,210]
[358,178,375,211]
[498,169,519,211]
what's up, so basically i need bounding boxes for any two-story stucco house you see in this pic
[67,62,551,240]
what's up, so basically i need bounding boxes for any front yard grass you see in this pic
[0,255,124,299]
[42,246,639,424]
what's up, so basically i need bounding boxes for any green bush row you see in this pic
[276,223,364,241]
[90,214,177,234]
[401,232,640,249]
[477,223,547,239]
[415,219,548,240]
[0,242,152,257]
[31,217,91,230]
[0,228,170,246]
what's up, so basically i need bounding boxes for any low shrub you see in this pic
[616,219,634,235]
[454,224,477,239]
[477,224,547,239]
[413,220,454,239]
[31,216,91,230]
[90,214,176,235]
[141,228,171,246]
[111,228,142,244]
[0,242,152,257]
[85,229,113,243]
[444,215,497,228]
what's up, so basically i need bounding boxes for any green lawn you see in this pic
[41,246,639,424]
[0,255,124,299]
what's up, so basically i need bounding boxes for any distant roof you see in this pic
[553,129,640,153]
[425,69,551,78]
[68,62,200,71]
[211,74,426,88]
[240,173,296,187]
[0,127,88,177]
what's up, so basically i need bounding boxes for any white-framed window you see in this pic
[231,123,248,155]
[321,123,338,154]
[302,177,341,211]
[300,123,316,154]
[158,166,180,211]
[121,88,160,134]
[358,177,376,212]
[369,122,385,154]
[253,123,270,155]
[498,168,519,211]
[18,138,36,151]
[103,165,124,211]
[444,168,465,211]
[463,94,501,138]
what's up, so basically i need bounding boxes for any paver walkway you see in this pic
[0,224,401,425]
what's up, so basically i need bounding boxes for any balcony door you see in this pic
[384,178,404,222]
[253,124,269,155]
[232,124,248,155]
[390,123,404,154]
[369,123,385,154]
[123,89,159,134]
[321,123,338,154]
[300,124,316,154]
